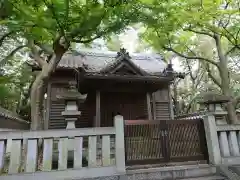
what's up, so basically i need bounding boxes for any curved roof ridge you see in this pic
[70,49,164,60]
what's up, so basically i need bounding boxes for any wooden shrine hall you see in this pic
[29,48,184,129]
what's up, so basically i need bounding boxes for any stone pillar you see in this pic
[212,103,240,157]
[201,93,230,164]
[203,114,221,164]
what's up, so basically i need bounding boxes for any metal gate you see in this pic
[124,119,208,166]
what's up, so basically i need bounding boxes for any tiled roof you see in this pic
[30,49,167,74]
[175,111,207,120]
[0,106,29,124]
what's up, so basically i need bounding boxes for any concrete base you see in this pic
[80,164,225,180]
[126,164,216,180]
[178,176,224,180]
[222,157,240,165]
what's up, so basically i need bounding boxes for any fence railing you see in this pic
[204,113,240,165]
[0,115,125,180]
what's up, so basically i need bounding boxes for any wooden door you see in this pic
[100,92,147,126]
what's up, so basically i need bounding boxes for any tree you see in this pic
[0,58,32,118]
[1,0,143,130]
[142,0,240,123]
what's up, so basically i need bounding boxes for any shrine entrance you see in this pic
[100,91,147,127]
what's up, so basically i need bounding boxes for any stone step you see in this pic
[217,165,240,180]
[73,175,226,180]
[179,175,225,180]
[71,165,226,180]
[80,174,226,180]
[126,164,218,180]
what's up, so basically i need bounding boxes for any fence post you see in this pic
[114,115,126,174]
[203,114,221,165]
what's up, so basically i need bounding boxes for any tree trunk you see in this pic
[30,51,65,130]
[215,34,238,124]
[30,72,45,130]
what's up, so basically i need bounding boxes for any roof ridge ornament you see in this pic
[116,48,131,59]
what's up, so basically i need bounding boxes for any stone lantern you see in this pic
[55,81,88,164]
[200,92,229,124]
[57,81,87,129]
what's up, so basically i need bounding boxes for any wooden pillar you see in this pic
[168,84,174,120]
[146,93,153,120]
[96,90,101,127]
[152,93,156,120]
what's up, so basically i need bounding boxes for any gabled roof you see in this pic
[99,48,148,76]
[29,48,167,75]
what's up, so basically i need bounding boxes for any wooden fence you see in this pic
[124,119,208,166]
[0,115,125,180]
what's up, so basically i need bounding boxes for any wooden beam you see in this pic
[96,91,101,127]
[79,81,166,94]
[84,74,172,82]
[146,93,153,120]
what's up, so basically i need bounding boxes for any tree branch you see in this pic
[46,52,64,74]
[195,71,204,88]
[185,59,196,82]
[225,44,240,56]
[64,0,69,23]
[34,41,53,55]
[163,46,219,67]
[185,95,198,114]
[72,32,106,43]
[0,30,17,46]
[222,26,239,48]
[0,45,26,65]
[204,63,222,88]
[184,46,202,81]
[183,27,214,38]
[28,41,47,67]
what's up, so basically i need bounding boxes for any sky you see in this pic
[119,27,183,72]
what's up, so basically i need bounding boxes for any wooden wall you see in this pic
[48,83,96,129]
[48,85,148,129]
[152,88,171,121]
[46,80,172,129]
